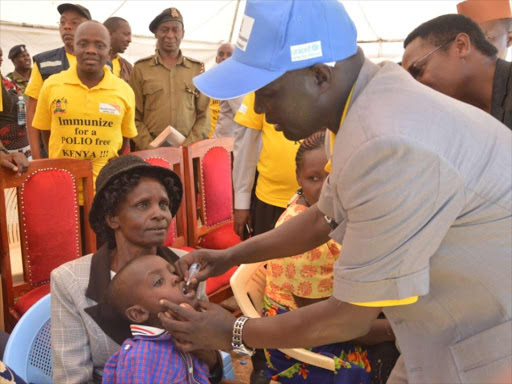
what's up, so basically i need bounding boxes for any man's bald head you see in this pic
[216,43,233,64]
[74,21,111,75]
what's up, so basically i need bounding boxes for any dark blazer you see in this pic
[491,58,512,130]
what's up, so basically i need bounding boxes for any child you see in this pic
[102,255,224,384]
[263,131,398,384]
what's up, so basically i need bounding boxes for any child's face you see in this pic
[131,256,199,317]
[297,148,329,205]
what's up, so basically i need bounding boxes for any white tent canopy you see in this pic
[0,0,485,74]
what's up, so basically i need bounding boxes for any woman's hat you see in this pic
[90,155,183,221]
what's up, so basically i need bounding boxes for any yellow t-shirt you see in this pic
[26,53,77,100]
[32,64,137,204]
[234,92,299,208]
[112,56,122,78]
[265,199,341,310]
[208,98,220,138]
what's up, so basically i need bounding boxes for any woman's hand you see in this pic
[159,299,235,352]
[174,248,234,287]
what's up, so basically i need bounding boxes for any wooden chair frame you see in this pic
[0,158,95,330]
[182,137,235,247]
[132,147,188,247]
[230,262,336,371]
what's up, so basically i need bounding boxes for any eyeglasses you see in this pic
[408,36,456,79]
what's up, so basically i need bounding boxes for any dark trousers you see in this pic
[250,195,286,371]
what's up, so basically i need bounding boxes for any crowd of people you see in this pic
[0,0,511,384]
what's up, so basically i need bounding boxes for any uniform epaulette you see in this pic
[184,56,204,66]
[134,55,155,65]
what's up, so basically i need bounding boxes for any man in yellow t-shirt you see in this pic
[104,17,133,82]
[32,21,137,203]
[208,43,233,138]
[233,92,299,237]
[26,3,91,160]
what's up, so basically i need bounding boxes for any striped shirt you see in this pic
[102,325,210,384]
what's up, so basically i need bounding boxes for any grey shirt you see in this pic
[318,59,511,383]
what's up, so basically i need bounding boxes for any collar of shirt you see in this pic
[152,49,190,69]
[10,70,30,83]
[130,324,167,338]
[59,62,118,90]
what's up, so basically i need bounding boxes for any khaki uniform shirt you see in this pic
[6,70,30,100]
[129,51,210,149]
[318,59,511,383]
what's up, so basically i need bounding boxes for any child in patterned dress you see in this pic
[263,131,398,384]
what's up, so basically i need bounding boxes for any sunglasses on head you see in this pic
[408,36,456,79]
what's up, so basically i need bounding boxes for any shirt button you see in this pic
[124,344,131,350]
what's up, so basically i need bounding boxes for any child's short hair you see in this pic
[295,130,326,172]
[105,256,149,322]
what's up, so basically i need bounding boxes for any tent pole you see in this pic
[229,0,242,43]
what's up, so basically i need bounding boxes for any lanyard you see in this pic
[325,82,356,173]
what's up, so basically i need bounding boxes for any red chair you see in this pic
[183,138,240,305]
[132,147,188,248]
[0,158,96,331]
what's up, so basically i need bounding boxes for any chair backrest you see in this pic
[3,293,52,384]
[132,147,188,247]
[230,262,336,372]
[183,138,234,247]
[0,159,96,328]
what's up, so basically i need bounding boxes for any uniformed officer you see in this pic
[25,3,91,159]
[129,7,210,149]
[6,44,32,98]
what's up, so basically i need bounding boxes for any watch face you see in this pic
[232,345,255,356]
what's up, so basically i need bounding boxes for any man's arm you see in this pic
[232,124,262,238]
[41,130,50,152]
[175,204,332,282]
[128,66,153,150]
[27,97,41,159]
[25,62,44,159]
[182,91,210,146]
[212,97,243,138]
[159,296,380,352]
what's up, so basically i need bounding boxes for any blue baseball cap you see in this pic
[193,0,357,100]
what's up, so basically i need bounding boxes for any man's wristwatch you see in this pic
[231,316,255,356]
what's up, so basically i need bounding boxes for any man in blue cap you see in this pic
[159,1,512,383]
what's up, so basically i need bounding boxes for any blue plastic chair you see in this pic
[3,294,236,383]
[3,293,52,384]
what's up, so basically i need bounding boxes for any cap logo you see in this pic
[236,15,255,52]
[171,8,179,18]
[290,41,323,62]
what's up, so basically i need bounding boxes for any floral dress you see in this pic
[263,198,372,384]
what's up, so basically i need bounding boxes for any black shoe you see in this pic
[250,369,270,384]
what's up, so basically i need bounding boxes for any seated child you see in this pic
[102,255,224,384]
[263,131,398,384]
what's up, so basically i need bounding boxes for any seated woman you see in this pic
[263,131,398,384]
[50,155,216,383]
